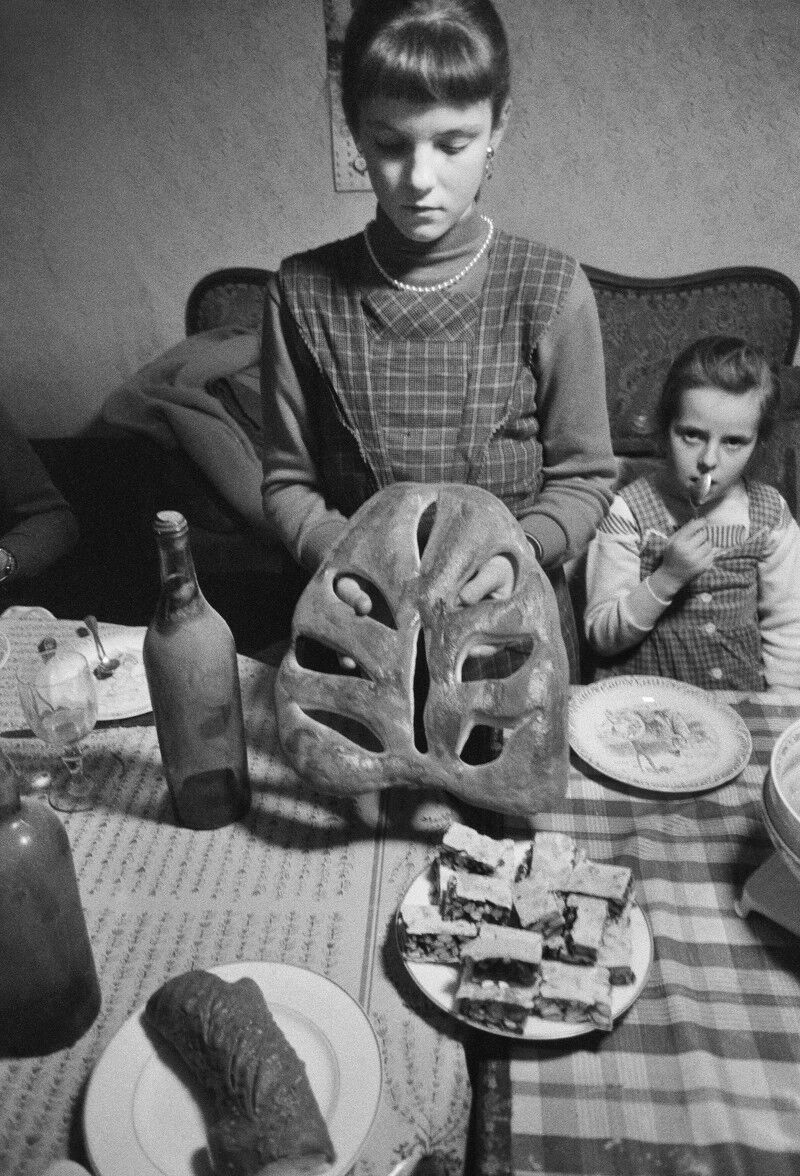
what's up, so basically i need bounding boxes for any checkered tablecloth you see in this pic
[471,689,800,1176]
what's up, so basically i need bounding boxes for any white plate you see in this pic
[78,625,151,722]
[0,617,151,723]
[83,961,382,1176]
[0,605,58,622]
[397,860,653,1041]
[569,676,752,793]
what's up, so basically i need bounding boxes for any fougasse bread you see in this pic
[144,969,336,1176]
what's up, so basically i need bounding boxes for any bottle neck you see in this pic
[155,527,203,620]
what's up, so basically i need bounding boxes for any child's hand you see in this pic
[656,519,716,597]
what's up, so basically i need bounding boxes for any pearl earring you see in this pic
[485,145,495,179]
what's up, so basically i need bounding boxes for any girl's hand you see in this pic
[458,556,515,659]
[333,575,372,671]
[459,555,515,607]
[336,557,516,612]
[334,575,373,617]
[333,557,516,666]
[656,519,716,596]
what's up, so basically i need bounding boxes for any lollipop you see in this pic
[691,472,713,509]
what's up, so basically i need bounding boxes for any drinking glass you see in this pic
[16,649,99,812]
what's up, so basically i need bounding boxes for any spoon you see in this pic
[83,615,120,678]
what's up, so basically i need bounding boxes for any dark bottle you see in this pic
[143,510,251,829]
[0,758,101,1056]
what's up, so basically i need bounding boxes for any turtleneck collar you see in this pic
[366,205,492,291]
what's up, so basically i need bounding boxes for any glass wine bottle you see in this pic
[0,752,101,1055]
[143,511,251,829]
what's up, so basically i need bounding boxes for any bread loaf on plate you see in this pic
[144,969,336,1176]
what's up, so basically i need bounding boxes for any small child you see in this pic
[584,335,800,690]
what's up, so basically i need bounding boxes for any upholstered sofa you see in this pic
[186,258,800,491]
[13,261,800,660]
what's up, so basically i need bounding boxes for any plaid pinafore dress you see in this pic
[278,230,580,678]
[596,474,783,690]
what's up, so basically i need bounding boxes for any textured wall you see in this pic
[1,0,798,434]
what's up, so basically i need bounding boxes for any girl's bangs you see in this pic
[365,38,495,108]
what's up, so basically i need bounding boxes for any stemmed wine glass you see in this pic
[16,646,99,812]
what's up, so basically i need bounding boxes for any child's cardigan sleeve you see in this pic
[758,504,800,688]
[583,494,666,656]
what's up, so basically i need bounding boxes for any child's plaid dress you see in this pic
[594,473,783,690]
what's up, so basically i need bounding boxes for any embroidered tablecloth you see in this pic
[0,655,471,1176]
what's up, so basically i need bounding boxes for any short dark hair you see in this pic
[656,335,779,442]
[341,0,510,137]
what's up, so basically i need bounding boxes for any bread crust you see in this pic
[276,483,569,817]
[144,970,335,1176]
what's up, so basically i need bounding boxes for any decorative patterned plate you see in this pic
[83,961,382,1176]
[569,676,752,793]
[396,859,653,1041]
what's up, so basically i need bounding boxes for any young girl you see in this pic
[260,0,616,681]
[584,336,800,690]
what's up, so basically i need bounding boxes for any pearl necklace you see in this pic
[363,215,494,294]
